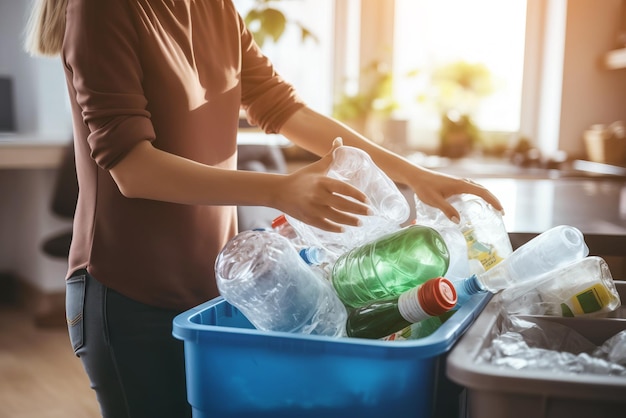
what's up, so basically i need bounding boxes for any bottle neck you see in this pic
[463,274,486,294]
[398,278,457,323]
[397,287,430,323]
[299,247,326,265]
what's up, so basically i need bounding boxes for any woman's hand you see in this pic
[407,167,504,223]
[274,138,371,232]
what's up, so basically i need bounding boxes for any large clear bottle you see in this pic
[449,225,590,304]
[414,193,512,279]
[499,256,621,317]
[286,144,410,258]
[476,224,589,292]
[346,277,457,339]
[331,224,450,308]
[215,230,347,337]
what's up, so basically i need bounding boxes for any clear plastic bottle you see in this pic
[286,144,410,257]
[272,214,297,240]
[476,225,589,292]
[499,256,621,317]
[414,193,512,277]
[271,214,306,249]
[215,230,347,337]
[331,224,450,308]
[346,277,457,339]
[298,246,332,280]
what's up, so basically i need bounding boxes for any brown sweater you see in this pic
[63,0,305,310]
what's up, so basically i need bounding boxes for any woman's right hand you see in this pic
[274,138,371,232]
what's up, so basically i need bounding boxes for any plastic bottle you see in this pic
[476,225,589,292]
[298,246,332,280]
[215,230,347,337]
[450,274,485,307]
[271,214,306,249]
[272,214,298,240]
[499,256,621,317]
[444,225,590,305]
[286,144,410,257]
[414,193,512,277]
[346,277,457,339]
[331,224,450,308]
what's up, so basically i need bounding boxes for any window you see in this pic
[391,0,528,149]
[233,0,336,114]
[233,1,530,153]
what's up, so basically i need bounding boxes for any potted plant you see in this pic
[334,61,396,130]
[425,61,494,158]
[242,0,318,47]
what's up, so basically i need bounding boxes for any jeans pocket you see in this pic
[65,275,86,353]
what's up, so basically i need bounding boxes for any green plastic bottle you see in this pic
[346,277,457,340]
[331,225,450,308]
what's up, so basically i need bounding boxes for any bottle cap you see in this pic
[271,214,288,229]
[418,277,457,316]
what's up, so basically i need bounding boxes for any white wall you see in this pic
[1,0,72,293]
[559,0,626,158]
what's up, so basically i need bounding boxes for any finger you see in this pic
[431,196,461,224]
[323,177,369,205]
[462,178,505,214]
[312,137,344,173]
[294,205,358,233]
[326,192,371,217]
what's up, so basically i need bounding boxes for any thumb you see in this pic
[326,137,343,159]
[317,136,344,170]
[324,136,343,164]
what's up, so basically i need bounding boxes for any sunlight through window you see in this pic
[393,0,527,133]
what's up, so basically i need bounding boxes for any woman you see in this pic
[26,1,503,417]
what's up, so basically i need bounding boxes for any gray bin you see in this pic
[447,281,626,418]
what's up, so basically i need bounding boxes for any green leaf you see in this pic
[259,8,287,43]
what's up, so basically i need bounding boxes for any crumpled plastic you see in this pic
[478,313,626,376]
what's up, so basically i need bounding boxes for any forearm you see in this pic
[279,106,421,186]
[109,140,281,207]
[280,106,504,219]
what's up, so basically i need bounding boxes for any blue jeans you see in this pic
[66,270,191,418]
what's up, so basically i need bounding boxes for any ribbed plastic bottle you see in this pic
[286,144,410,258]
[414,193,512,278]
[346,277,457,339]
[331,224,450,308]
[215,230,347,337]
[499,256,621,317]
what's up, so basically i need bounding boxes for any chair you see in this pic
[41,141,77,259]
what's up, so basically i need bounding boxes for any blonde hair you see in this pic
[24,0,68,57]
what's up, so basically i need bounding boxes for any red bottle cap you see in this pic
[417,277,457,316]
[271,214,288,229]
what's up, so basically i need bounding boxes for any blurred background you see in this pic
[0,0,625,322]
[0,1,625,417]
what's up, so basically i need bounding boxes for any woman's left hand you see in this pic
[407,168,504,223]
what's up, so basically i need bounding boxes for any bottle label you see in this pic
[382,325,412,341]
[559,283,612,317]
[463,227,503,271]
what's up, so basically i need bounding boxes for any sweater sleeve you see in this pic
[63,0,155,170]
[237,12,306,134]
